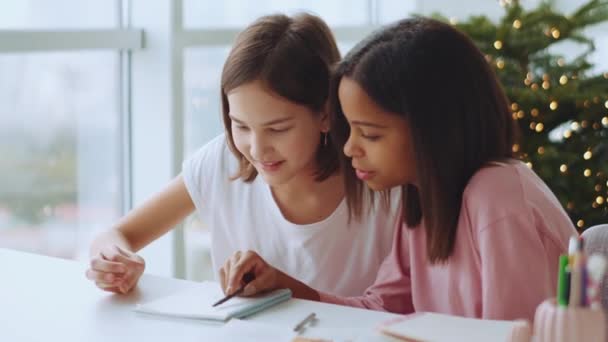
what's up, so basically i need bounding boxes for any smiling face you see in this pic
[227,80,328,186]
[338,77,417,190]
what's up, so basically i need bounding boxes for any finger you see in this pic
[243,268,275,296]
[111,252,144,269]
[227,256,264,294]
[95,281,122,294]
[86,269,124,284]
[223,263,233,294]
[219,267,227,293]
[90,258,127,273]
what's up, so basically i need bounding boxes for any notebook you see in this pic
[379,312,521,342]
[135,281,292,321]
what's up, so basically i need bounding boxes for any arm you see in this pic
[86,175,195,293]
[221,222,414,314]
[317,221,414,313]
[478,215,556,321]
[90,175,195,255]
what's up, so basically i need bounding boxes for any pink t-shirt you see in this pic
[320,160,577,321]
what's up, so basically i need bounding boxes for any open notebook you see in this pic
[379,312,524,342]
[135,281,292,321]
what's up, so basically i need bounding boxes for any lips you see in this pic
[355,168,376,181]
[259,160,284,172]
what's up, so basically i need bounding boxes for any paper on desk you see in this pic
[134,281,291,321]
[379,312,520,342]
[216,319,297,341]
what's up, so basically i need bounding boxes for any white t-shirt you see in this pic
[182,134,400,296]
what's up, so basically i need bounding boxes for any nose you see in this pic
[249,133,270,161]
[343,133,363,159]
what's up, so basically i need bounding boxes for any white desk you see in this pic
[0,249,402,341]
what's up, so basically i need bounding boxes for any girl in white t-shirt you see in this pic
[85,13,400,296]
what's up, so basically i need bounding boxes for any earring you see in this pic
[323,132,328,146]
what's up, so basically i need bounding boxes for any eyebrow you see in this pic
[230,115,294,126]
[350,120,388,129]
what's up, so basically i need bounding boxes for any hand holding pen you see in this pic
[219,250,282,299]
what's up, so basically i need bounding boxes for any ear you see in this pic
[320,102,331,133]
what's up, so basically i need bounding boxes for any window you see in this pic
[0,1,141,260]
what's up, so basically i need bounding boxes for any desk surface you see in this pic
[0,248,402,341]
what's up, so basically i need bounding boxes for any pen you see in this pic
[212,271,256,307]
[293,312,316,332]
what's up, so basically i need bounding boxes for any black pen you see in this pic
[212,271,255,307]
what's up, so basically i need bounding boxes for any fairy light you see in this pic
[524,78,532,86]
[577,220,584,228]
[531,83,539,90]
[563,130,572,139]
[596,184,602,192]
[530,122,536,130]
[584,169,592,177]
[517,110,525,119]
[494,40,503,50]
[558,58,566,67]
[513,19,522,29]
[511,103,519,111]
[531,108,539,117]
[526,162,533,169]
[535,123,544,132]
[550,101,558,110]
[593,122,601,130]
[602,117,608,127]
[551,27,561,39]
[512,144,520,153]
[542,81,550,89]
[597,196,606,205]
[537,146,545,154]
[581,120,589,128]
[560,164,568,173]
[584,150,593,160]
[559,75,568,85]
[496,58,505,69]
[605,100,608,109]
[571,122,580,131]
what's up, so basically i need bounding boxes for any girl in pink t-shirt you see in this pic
[220,17,577,321]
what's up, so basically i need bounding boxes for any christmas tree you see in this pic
[435,0,608,231]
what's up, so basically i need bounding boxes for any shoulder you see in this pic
[462,160,534,230]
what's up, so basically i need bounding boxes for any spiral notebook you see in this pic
[135,281,292,321]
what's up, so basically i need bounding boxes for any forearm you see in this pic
[276,271,320,301]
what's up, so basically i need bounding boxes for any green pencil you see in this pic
[557,255,569,307]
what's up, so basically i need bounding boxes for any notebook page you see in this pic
[135,281,290,321]
[380,312,516,342]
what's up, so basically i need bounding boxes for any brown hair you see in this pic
[221,13,341,182]
[330,17,517,263]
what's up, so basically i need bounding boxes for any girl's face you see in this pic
[338,77,417,190]
[227,80,328,186]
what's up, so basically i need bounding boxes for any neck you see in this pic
[270,169,344,225]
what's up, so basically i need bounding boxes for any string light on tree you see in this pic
[559,75,568,85]
[494,40,503,50]
[584,169,592,177]
[560,164,568,173]
[551,27,561,39]
[584,150,593,160]
[513,19,522,29]
[550,101,558,110]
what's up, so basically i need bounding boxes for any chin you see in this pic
[364,180,391,191]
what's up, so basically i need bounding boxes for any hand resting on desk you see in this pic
[85,245,145,294]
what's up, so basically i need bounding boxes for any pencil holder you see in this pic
[533,298,606,342]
